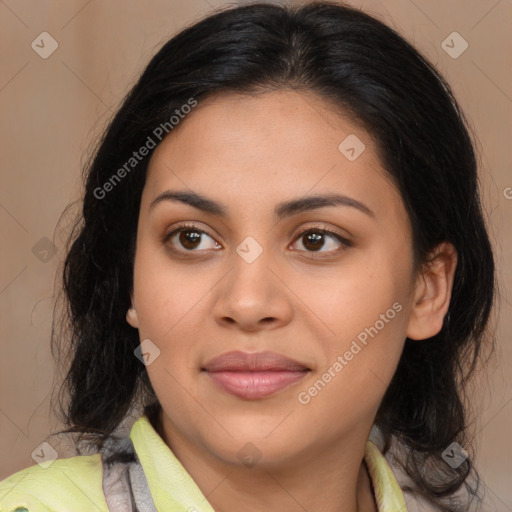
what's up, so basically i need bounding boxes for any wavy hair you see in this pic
[51,2,497,511]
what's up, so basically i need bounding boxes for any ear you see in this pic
[406,242,458,341]
[126,297,139,328]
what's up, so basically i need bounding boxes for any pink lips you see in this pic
[202,350,310,400]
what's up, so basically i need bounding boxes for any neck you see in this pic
[154,412,378,512]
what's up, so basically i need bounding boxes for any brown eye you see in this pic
[302,231,325,251]
[162,224,221,253]
[292,228,352,255]
[177,230,202,250]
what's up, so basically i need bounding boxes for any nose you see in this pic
[212,246,293,332]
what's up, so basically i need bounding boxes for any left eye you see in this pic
[291,228,351,254]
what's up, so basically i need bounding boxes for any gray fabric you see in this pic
[102,462,135,511]
[129,463,159,512]
[101,438,158,512]
[372,428,480,512]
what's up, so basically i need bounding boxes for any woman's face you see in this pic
[127,89,420,468]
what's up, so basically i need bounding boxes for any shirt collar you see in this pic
[130,415,407,512]
[364,439,408,511]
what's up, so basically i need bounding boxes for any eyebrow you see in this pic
[149,190,375,220]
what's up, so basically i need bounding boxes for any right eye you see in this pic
[162,223,222,253]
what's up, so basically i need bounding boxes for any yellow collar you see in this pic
[130,415,408,512]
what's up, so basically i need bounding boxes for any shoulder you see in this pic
[0,453,109,512]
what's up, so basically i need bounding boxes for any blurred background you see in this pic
[0,0,511,509]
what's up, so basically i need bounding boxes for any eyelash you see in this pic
[161,222,352,259]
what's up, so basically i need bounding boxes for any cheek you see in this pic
[291,248,407,339]
[297,319,406,434]
[293,247,410,397]
[132,241,214,340]
[131,241,220,397]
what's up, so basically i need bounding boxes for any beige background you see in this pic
[1,0,511,509]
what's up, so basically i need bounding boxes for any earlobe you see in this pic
[126,305,139,328]
[406,242,458,341]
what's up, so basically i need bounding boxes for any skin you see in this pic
[126,89,457,512]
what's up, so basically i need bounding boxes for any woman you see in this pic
[0,2,496,511]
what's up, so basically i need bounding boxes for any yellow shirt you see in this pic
[0,416,407,511]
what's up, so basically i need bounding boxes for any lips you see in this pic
[202,350,310,400]
[203,350,310,372]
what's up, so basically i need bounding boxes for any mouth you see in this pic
[201,350,311,400]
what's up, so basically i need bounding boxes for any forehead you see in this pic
[143,89,405,228]
[149,89,377,168]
